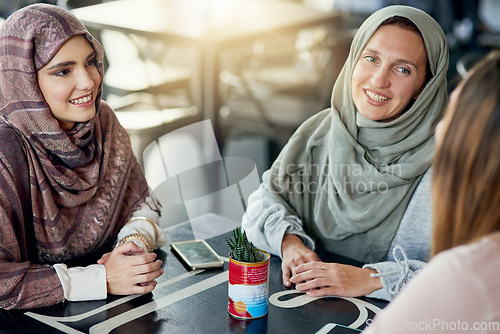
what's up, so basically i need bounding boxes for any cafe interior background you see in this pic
[1,0,500,226]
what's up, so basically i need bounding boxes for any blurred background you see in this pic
[1,0,499,176]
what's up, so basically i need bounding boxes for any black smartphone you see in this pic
[170,239,224,270]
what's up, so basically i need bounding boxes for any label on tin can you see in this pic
[228,282,269,319]
[228,251,270,319]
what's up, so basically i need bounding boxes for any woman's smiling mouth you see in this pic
[366,89,390,102]
[69,93,93,105]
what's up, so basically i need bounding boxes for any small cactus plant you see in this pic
[226,227,261,262]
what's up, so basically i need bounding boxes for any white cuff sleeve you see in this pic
[53,263,107,301]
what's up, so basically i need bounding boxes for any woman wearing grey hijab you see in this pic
[242,5,448,301]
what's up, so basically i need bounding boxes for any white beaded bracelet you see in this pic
[117,232,153,253]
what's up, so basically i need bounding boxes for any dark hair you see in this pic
[432,51,500,255]
[380,16,433,84]
[380,16,421,34]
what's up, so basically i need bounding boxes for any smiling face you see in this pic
[351,24,428,122]
[36,35,101,131]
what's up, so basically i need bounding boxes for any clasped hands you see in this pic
[281,234,382,297]
[97,241,163,295]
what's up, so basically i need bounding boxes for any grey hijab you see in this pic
[267,6,449,262]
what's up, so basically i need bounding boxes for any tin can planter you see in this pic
[228,249,270,319]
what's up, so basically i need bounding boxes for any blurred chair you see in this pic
[100,30,198,165]
[218,27,356,155]
[99,29,193,110]
[218,0,355,158]
[113,96,199,166]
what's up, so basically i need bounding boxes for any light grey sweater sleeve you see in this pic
[363,169,432,301]
[242,170,315,257]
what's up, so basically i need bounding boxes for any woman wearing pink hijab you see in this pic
[0,4,166,309]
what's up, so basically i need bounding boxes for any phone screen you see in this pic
[171,239,224,270]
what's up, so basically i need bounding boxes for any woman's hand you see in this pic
[281,234,321,288]
[100,241,164,295]
[97,241,143,265]
[290,261,382,297]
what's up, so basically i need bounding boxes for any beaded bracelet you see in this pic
[118,233,153,253]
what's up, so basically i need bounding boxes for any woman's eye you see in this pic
[396,67,410,75]
[365,55,376,62]
[54,69,70,76]
[86,58,97,67]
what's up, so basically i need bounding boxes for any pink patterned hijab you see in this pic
[0,4,150,263]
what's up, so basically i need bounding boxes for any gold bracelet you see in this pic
[118,233,153,253]
[126,216,159,240]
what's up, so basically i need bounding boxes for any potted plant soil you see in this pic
[226,227,270,319]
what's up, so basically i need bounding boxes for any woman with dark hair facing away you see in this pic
[0,4,166,309]
[363,50,500,333]
[242,5,449,300]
